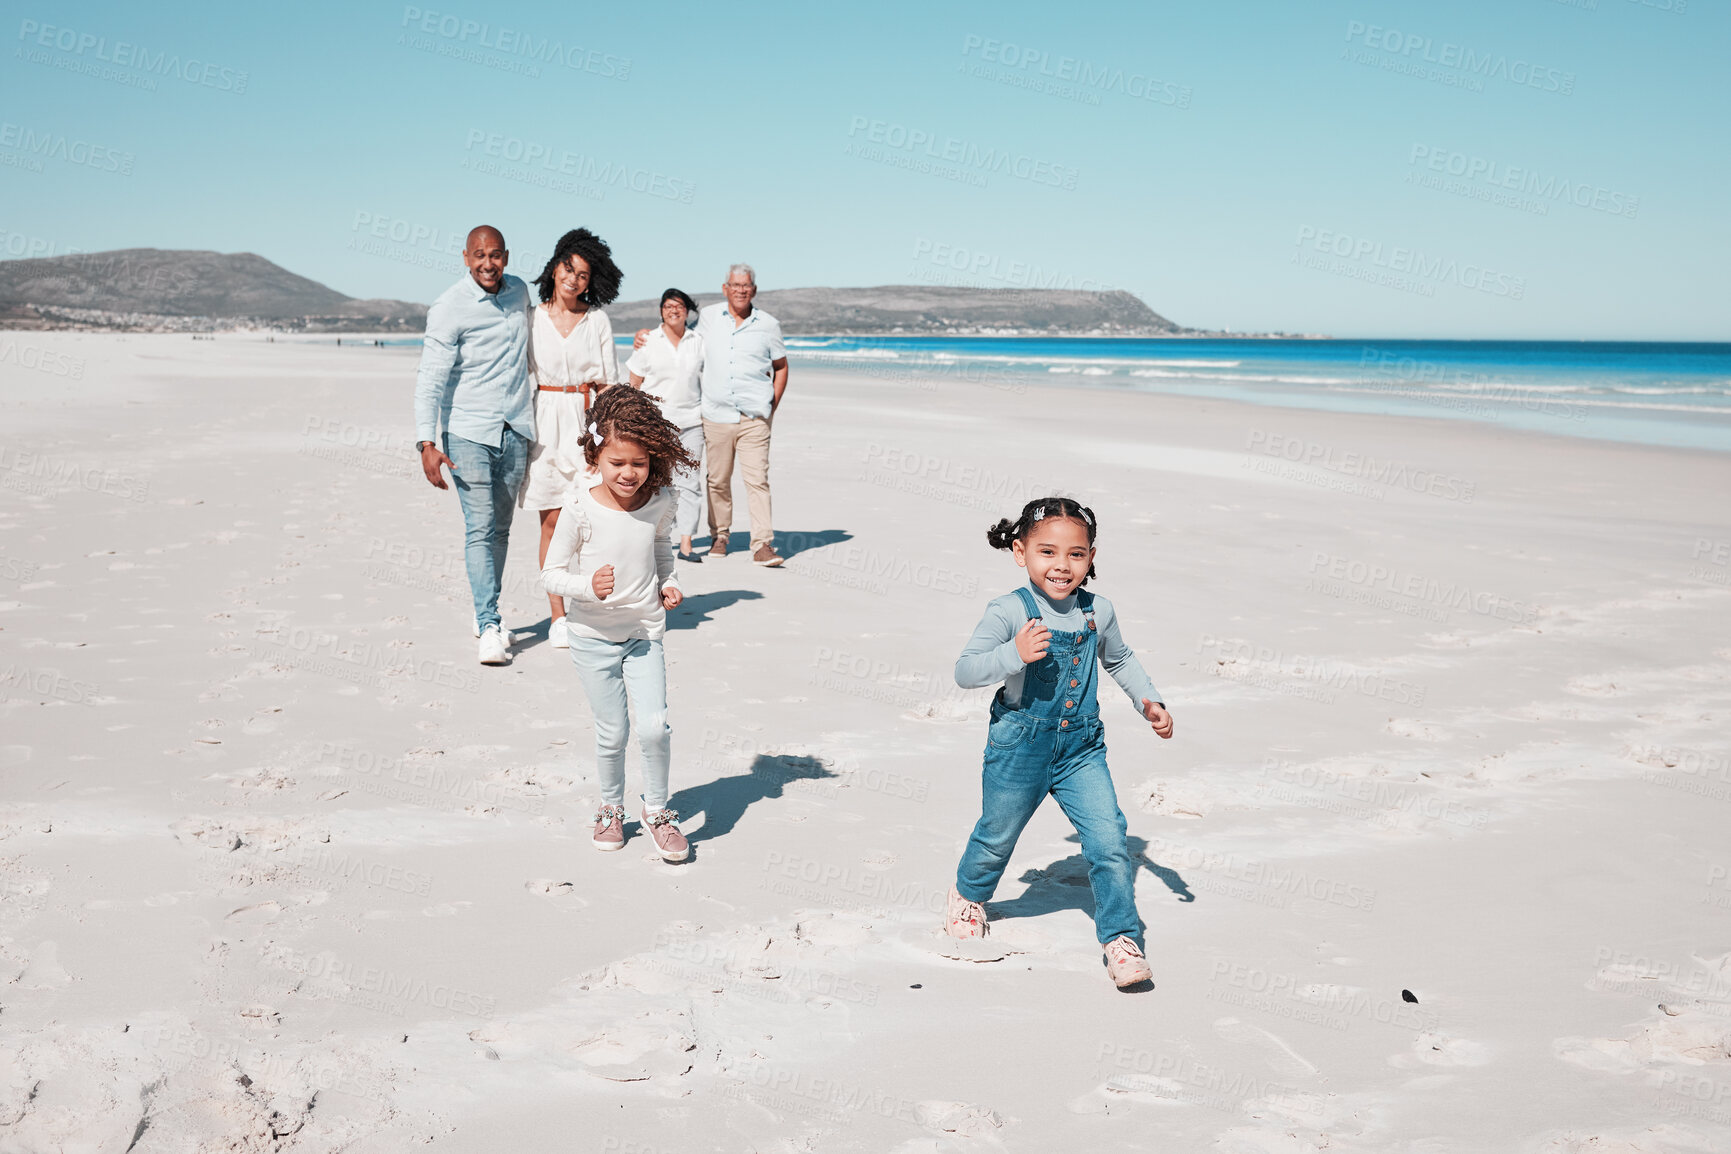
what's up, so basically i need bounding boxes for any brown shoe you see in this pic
[641,807,689,862]
[708,535,728,558]
[592,805,626,852]
[752,543,784,567]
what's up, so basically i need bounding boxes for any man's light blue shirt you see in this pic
[697,301,786,423]
[413,273,535,447]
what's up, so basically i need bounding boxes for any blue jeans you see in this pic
[444,430,528,631]
[955,713,1142,948]
[568,635,671,811]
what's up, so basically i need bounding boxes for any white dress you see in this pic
[519,304,620,510]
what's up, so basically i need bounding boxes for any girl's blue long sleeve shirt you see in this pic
[955,582,1163,709]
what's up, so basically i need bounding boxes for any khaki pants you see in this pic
[703,416,772,549]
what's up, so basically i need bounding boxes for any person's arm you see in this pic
[625,342,649,390]
[413,297,460,488]
[540,501,597,602]
[654,497,682,608]
[1095,602,1162,707]
[770,357,789,414]
[1096,600,1174,737]
[597,312,620,385]
[954,599,1028,689]
[765,317,788,414]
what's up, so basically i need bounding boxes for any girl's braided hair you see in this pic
[535,228,623,307]
[986,496,1099,583]
[579,384,700,492]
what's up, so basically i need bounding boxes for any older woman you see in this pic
[625,288,705,560]
[520,228,624,648]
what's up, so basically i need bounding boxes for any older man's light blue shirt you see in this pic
[413,273,535,447]
[697,301,786,423]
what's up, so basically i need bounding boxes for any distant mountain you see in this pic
[0,249,425,331]
[0,249,1207,336]
[603,285,1189,336]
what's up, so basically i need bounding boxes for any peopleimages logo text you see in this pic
[1343,21,1574,94]
[400,7,629,79]
[1293,227,1524,300]
[17,19,250,92]
[959,34,1191,107]
[845,117,1079,190]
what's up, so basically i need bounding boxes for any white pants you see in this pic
[672,424,704,541]
[568,635,670,811]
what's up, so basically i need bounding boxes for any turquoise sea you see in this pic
[776,337,1731,453]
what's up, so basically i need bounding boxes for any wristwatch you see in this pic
[416,440,435,452]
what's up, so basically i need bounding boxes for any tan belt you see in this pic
[538,383,594,394]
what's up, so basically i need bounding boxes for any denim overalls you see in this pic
[954,587,1142,947]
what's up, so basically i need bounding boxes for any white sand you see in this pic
[2,331,1730,1152]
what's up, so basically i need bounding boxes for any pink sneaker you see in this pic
[1102,936,1152,987]
[641,807,689,863]
[592,805,626,851]
[945,886,988,939]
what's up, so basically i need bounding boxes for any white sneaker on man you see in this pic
[549,616,570,649]
[478,623,511,665]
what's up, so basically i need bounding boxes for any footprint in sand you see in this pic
[524,879,587,905]
[1213,1016,1318,1078]
[17,939,72,989]
[1399,1031,1492,1067]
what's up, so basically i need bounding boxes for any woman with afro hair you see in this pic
[520,227,626,649]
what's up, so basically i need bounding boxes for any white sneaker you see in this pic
[478,623,511,665]
[549,616,569,649]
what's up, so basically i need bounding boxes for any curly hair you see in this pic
[579,384,700,492]
[535,228,623,307]
[986,496,1099,583]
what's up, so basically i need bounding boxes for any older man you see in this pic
[696,263,789,566]
[413,225,534,665]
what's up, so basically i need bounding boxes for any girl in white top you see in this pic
[522,229,624,648]
[625,288,706,559]
[540,385,701,863]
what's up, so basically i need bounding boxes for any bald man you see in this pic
[413,225,536,666]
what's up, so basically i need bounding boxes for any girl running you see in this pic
[540,386,701,862]
[944,497,1175,987]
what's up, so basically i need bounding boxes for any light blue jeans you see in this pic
[444,429,528,632]
[569,635,670,811]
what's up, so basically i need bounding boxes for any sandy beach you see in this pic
[3,331,1730,1153]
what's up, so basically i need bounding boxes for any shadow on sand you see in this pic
[669,752,841,852]
[695,529,852,561]
[979,834,1190,993]
[665,589,765,630]
[985,834,1194,924]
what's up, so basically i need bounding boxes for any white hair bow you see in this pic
[588,421,603,446]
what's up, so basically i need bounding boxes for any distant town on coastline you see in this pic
[0,248,1306,337]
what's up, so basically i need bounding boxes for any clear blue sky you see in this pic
[2,0,1724,338]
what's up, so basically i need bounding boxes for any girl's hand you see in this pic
[1014,618,1051,664]
[592,565,615,600]
[661,585,683,610]
[1142,699,1174,739]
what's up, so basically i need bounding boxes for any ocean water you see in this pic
[777,337,1731,453]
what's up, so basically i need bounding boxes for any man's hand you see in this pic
[1142,699,1174,739]
[661,585,683,610]
[592,564,615,600]
[419,443,453,490]
[1014,618,1051,664]
[632,328,651,350]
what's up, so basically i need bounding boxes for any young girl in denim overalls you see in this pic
[945,497,1175,987]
